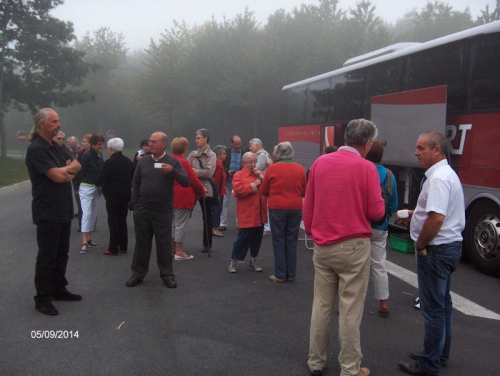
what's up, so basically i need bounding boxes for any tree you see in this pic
[0,0,91,158]
[476,0,500,24]
[393,1,474,42]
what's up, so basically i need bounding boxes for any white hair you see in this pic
[107,137,124,152]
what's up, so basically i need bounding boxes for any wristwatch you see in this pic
[415,244,426,252]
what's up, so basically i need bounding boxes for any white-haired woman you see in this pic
[261,142,307,283]
[95,138,133,255]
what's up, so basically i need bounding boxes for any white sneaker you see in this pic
[248,258,262,272]
[415,303,421,310]
[228,260,237,273]
[174,253,194,261]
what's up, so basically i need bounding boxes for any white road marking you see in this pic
[386,260,500,321]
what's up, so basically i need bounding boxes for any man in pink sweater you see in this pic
[304,119,385,376]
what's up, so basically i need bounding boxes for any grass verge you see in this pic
[0,158,29,187]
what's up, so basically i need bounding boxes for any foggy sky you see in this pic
[51,0,495,50]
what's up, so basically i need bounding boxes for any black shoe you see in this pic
[52,290,82,301]
[164,278,177,289]
[126,277,143,287]
[36,302,59,316]
[201,248,210,253]
[398,361,430,375]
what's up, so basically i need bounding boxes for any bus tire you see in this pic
[464,201,500,277]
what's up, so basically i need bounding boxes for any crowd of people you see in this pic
[26,108,465,376]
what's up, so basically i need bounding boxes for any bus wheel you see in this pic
[464,202,500,277]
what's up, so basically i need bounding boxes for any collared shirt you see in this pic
[25,133,73,224]
[410,159,465,244]
[228,149,242,186]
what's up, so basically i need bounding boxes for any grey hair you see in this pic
[57,131,65,137]
[107,137,124,152]
[67,136,78,143]
[420,131,448,156]
[241,151,256,165]
[275,141,294,160]
[344,119,378,147]
[29,108,55,142]
[213,145,226,156]
[249,138,263,149]
[195,128,210,143]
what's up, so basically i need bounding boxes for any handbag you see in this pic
[196,157,220,206]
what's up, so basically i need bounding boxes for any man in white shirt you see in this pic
[399,131,465,376]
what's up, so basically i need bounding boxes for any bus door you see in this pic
[371,86,447,208]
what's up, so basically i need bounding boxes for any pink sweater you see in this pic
[303,149,385,246]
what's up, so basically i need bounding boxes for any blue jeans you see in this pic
[417,241,462,376]
[269,209,302,279]
[231,226,264,261]
[211,196,224,228]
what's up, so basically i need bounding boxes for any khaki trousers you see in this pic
[308,237,371,376]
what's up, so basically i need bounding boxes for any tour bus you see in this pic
[279,21,500,276]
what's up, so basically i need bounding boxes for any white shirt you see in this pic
[410,159,465,245]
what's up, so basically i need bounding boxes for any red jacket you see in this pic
[213,159,227,196]
[233,168,268,229]
[172,153,206,210]
[261,160,306,209]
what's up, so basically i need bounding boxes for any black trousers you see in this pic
[34,220,71,304]
[131,204,174,281]
[199,197,213,249]
[106,199,129,253]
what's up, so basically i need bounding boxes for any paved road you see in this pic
[1,182,499,376]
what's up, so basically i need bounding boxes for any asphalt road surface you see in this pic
[1,182,499,376]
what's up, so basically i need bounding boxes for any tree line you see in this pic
[1,0,499,158]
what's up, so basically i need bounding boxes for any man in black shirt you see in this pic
[25,108,82,316]
[126,132,190,289]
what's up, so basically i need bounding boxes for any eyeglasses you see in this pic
[56,138,64,141]
[148,140,158,144]
[195,136,205,140]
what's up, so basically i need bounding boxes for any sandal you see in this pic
[80,244,88,254]
[87,240,99,248]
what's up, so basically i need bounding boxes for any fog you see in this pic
[51,0,494,50]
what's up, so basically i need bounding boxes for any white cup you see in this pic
[397,209,409,219]
[154,163,162,169]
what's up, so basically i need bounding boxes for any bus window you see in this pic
[466,34,500,110]
[331,70,366,121]
[405,41,465,111]
[306,79,332,124]
[280,84,307,126]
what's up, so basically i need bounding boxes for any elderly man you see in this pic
[398,132,465,376]
[53,131,73,160]
[67,136,81,160]
[95,138,133,256]
[227,152,267,274]
[304,119,385,376]
[25,108,82,316]
[220,135,242,231]
[126,132,190,288]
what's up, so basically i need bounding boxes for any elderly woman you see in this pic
[211,145,227,237]
[95,138,133,255]
[365,140,398,317]
[171,137,206,260]
[249,138,273,236]
[75,133,105,254]
[187,128,217,254]
[227,152,267,273]
[261,142,307,282]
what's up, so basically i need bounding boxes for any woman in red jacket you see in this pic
[171,137,206,260]
[227,152,268,273]
[261,142,307,282]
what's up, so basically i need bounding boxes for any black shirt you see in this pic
[25,133,73,224]
[95,151,133,202]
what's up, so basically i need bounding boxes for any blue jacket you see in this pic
[372,164,398,231]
